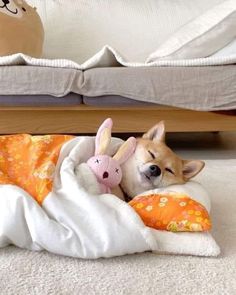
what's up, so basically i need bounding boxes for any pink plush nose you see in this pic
[103,171,109,179]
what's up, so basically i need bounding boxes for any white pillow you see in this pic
[137,182,220,257]
[147,0,236,62]
[212,38,236,56]
[27,0,224,63]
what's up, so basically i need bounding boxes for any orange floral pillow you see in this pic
[129,192,211,232]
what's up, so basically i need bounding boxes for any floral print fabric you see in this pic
[129,192,211,232]
[0,134,74,205]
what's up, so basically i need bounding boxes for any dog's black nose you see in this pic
[2,0,10,5]
[149,165,161,177]
[103,171,109,179]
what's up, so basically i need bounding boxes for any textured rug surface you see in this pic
[0,160,236,295]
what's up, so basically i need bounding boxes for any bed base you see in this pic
[0,106,235,134]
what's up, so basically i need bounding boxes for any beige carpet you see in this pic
[0,160,236,295]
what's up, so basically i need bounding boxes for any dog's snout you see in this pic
[103,171,109,179]
[149,165,161,177]
[2,0,10,5]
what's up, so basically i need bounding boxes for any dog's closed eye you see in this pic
[148,150,155,159]
[165,168,175,175]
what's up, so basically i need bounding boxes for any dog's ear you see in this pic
[182,160,205,180]
[142,121,165,142]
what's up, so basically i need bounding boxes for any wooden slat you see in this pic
[0,105,235,134]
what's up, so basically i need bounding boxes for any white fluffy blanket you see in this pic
[0,137,220,258]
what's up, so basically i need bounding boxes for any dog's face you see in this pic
[120,121,205,198]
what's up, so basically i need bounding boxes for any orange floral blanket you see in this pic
[0,134,74,204]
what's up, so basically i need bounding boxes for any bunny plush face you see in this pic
[87,155,122,188]
[0,0,44,57]
[87,118,136,194]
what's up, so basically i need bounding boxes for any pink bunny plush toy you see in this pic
[87,118,136,194]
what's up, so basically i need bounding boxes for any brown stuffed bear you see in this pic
[0,0,44,57]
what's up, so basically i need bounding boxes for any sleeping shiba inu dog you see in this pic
[120,121,205,199]
[0,122,204,203]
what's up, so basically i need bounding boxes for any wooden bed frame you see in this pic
[0,105,235,134]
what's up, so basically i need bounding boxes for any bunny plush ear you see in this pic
[95,118,113,156]
[113,137,136,165]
